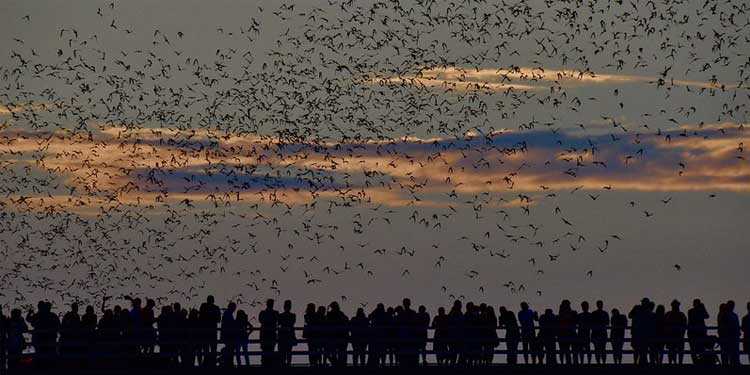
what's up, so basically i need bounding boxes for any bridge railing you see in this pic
[0,325,742,369]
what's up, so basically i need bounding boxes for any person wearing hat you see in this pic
[664,299,688,364]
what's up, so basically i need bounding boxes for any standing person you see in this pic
[518,302,539,364]
[26,301,60,368]
[349,307,369,367]
[80,305,97,367]
[59,302,81,365]
[416,306,430,366]
[259,299,279,367]
[278,300,297,366]
[447,300,464,366]
[185,308,201,367]
[687,299,709,364]
[315,306,328,366]
[629,298,650,365]
[482,305,499,365]
[557,300,577,365]
[653,304,666,364]
[538,308,557,365]
[303,304,319,367]
[142,299,157,355]
[7,309,28,371]
[326,301,349,367]
[591,300,610,364]
[718,301,741,366]
[499,306,520,365]
[432,307,449,366]
[576,301,592,364]
[664,300,687,364]
[610,309,627,364]
[235,310,252,367]
[367,303,387,367]
[156,306,174,365]
[742,302,750,365]
[220,302,237,367]
[199,296,221,367]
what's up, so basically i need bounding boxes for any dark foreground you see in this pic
[9,364,750,375]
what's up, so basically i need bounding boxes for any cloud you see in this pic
[0,122,747,215]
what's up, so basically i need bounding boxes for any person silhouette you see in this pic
[628,298,650,365]
[7,308,28,371]
[538,308,557,365]
[575,301,592,364]
[742,302,750,365]
[368,303,387,367]
[518,302,538,364]
[60,302,81,365]
[278,300,297,366]
[220,301,237,367]
[664,300,687,364]
[416,305,430,366]
[303,303,319,367]
[447,300,464,366]
[481,304,499,365]
[610,308,627,364]
[385,306,398,366]
[718,300,741,366]
[350,307,369,366]
[26,301,59,368]
[81,305,97,366]
[234,310,252,366]
[432,307,448,366]
[326,301,349,367]
[157,305,174,366]
[557,300,577,364]
[198,295,221,366]
[142,299,157,356]
[259,299,279,367]
[399,298,418,367]
[687,299,709,364]
[499,306,520,365]
[185,307,201,367]
[653,304,666,364]
[591,300,609,364]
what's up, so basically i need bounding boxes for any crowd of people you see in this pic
[1,296,749,369]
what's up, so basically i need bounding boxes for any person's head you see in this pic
[544,308,553,315]
[356,308,365,317]
[146,299,155,308]
[161,306,171,315]
[499,306,507,314]
[376,303,384,311]
[596,300,604,310]
[266,299,274,309]
[438,307,445,315]
[693,299,701,308]
[656,304,665,315]
[71,302,79,313]
[612,308,620,316]
[173,302,182,312]
[237,310,247,321]
[317,306,326,315]
[640,297,650,307]
[395,305,403,314]
[727,300,735,312]
[207,295,215,305]
[521,302,529,310]
[403,298,411,309]
[671,300,680,311]
[581,301,589,312]
[453,300,462,311]
[418,305,426,313]
[329,301,340,312]
[11,308,22,319]
[86,305,94,315]
[228,302,237,313]
[284,300,292,312]
[306,303,316,314]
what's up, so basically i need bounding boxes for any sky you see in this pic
[0,0,748,319]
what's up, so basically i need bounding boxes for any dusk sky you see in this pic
[1,0,748,319]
